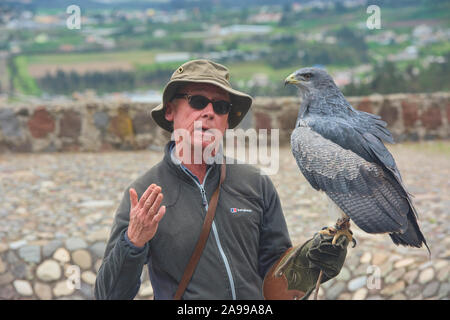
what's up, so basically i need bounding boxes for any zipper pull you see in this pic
[200,187,207,207]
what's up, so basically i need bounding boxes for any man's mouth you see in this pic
[194,125,210,132]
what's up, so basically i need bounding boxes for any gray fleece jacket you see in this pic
[94,141,291,300]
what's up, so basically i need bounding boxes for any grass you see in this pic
[226,60,296,82]
[423,42,450,57]
[26,50,160,67]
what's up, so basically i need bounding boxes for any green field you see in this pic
[26,50,159,66]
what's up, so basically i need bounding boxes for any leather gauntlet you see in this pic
[263,232,348,300]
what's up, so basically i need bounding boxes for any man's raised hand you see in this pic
[127,184,166,248]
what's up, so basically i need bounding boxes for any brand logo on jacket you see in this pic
[230,208,252,214]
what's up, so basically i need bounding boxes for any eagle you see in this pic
[285,67,429,252]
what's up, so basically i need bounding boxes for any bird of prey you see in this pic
[285,67,429,251]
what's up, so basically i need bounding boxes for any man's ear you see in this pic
[165,102,174,122]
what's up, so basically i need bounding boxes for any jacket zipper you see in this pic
[181,165,237,300]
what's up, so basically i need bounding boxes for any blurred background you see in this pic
[0,0,449,102]
[0,0,449,301]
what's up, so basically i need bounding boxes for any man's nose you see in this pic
[201,102,215,118]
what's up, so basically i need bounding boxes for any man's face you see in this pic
[165,83,230,152]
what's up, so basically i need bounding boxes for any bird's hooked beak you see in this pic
[284,73,300,86]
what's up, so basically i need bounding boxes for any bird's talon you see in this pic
[331,228,354,247]
[318,226,336,237]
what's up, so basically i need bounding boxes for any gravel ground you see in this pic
[0,141,449,300]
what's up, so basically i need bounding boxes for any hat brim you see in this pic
[151,79,253,132]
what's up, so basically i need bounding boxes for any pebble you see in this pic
[6,251,19,265]
[419,268,435,284]
[0,284,17,299]
[0,257,6,274]
[404,270,418,284]
[372,253,388,266]
[437,266,449,282]
[81,271,97,285]
[394,258,415,269]
[338,292,352,300]
[352,288,368,300]
[11,264,26,279]
[94,259,103,273]
[18,245,41,263]
[385,268,406,284]
[53,280,75,297]
[390,293,407,300]
[0,272,14,286]
[434,260,448,270]
[381,281,405,296]
[360,252,372,264]
[90,242,106,258]
[380,261,394,275]
[9,239,27,250]
[438,283,449,299]
[326,282,346,300]
[65,237,88,251]
[79,282,94,299]
[419,261,434,270]
[13,280,33,296]
[0,243,8,253]
[42,240,63,258]
[336,267,351,281]
[86,228,110,242]
[348,276,367,292]
[34,282,53,300]
[405,283,422,298]
[36,260,61,282]
[423,281,440,298]
[72,249,92,270]
[53,248,71,263]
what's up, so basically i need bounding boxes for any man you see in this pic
[95,59,348,300]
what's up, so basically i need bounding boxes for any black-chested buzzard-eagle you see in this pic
[285,67,428,251]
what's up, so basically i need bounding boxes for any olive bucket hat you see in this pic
[151,59,253,132]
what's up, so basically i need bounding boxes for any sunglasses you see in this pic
[171,93,232,115]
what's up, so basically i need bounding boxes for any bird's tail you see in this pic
[389,212,430,255]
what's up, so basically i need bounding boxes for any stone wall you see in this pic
[0,92,449,153]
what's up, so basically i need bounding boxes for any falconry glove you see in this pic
[263,230,348,300]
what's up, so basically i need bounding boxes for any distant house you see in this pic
[154,52,191,63]
[248,13,282,24]
[387,46,418,61]
[217,25,272,36]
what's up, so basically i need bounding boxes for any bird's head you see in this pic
[284,67,337,98]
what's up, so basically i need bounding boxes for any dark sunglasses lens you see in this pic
[213,101,231,114]
[188,95,231,115]
[189,95,210,110]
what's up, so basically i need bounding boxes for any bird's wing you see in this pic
[308,112,403,182]
[291,125,410,234]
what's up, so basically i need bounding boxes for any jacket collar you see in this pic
[163,141,223,188]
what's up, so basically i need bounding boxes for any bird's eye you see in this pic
[302,73,312,81]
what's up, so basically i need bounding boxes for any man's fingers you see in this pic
[151,205,166,224]
[129,188,138,208]
[148,193,164,217]
[143,186,161,214]
[138,184,156,209]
